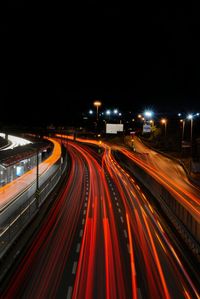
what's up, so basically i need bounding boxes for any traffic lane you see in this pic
[103,150,199,298]
[103,170,134,299]
[133,137,200,200]
[2,144,88,299]
[71,143,128,299]
[117,148,200,220]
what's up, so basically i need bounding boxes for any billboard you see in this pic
[143,124,151,133]
[106,123,124,134]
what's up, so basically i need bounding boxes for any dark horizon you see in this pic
[1,83,200,127]
[3,3,200,126]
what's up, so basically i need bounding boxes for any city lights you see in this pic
[144,110,153,118]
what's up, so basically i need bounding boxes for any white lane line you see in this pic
[83,209,86,215]
[84,202,87,207]
[118,208,121,213]
[115,197,118,201]
[76,243,80,253]
[66,286,73,299]
[137,288,143,299]
[124,230,128,238]
[116,202,119,207]
[79,229,83,237]
[82,219,85,225]
[72,261,77,274]
[120,216,124,223]
[85,197,88,201]
[113,192,116,195]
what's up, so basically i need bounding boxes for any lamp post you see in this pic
[180,119,185,142]
[187,114,194,156]
[93,101,102,122]
[161,119,167,146]
[106,109,111,121]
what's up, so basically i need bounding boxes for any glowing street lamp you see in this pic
[106,110,111,115]
[187,114,194,145]
[180,119,186,142]
[113,109,118,114]
[161,118,167,139]
[93,101,102,121]
[144,110,153,118]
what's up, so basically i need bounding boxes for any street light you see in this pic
[106,109,111,115]
[144,110,153,118]
[187,114,194,145]
[180,119,186,142]
[161,118,167,139]
[93,101,102,122]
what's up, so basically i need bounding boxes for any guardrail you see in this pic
[0,154,68,259]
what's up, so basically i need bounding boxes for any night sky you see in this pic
[3,4,200,126]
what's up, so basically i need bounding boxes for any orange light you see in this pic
[93,101,102,107]
[161,119,166,124]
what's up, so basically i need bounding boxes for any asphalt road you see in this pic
[1,140,199,299]
[113,137,200,222]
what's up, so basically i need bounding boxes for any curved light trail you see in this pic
[0,134,31,150]
[0,138,61,210]
[1,138,199,299]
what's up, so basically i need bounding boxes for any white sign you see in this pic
[106,123,124,134]
[143,124,151,133]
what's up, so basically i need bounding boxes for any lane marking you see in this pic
[116,202,119,207]
[72,261,77,274]
[124,229,128,238]
[118,208,121,213]
[83,210,86,215]
[76,243,80,253]
[82,219,85,225]
[84,202,87,207]
[137,288,143,299]
[79,229,83,237]
[120,216,124,223]
[66,286,73,299]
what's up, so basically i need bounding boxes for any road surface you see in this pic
[1,140,199,299]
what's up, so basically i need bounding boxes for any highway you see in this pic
[1,140,199,298]
[114,137,200,222]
